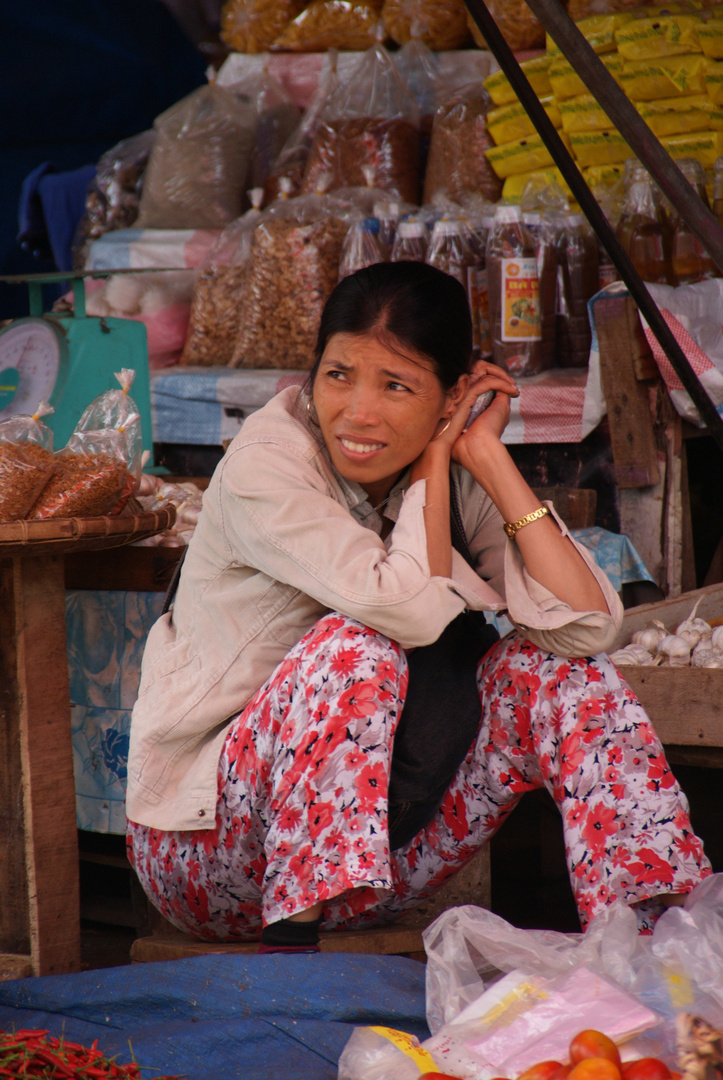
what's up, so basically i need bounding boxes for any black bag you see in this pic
[387,476,499,850]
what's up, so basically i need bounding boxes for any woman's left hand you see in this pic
[449,363,519,469]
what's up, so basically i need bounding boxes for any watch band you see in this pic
[503,504,550,539]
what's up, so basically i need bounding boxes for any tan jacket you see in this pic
[126,386,623,831]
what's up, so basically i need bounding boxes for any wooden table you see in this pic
[0,510,174,979]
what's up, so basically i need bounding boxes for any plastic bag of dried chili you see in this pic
[300,40,422,205]
[27,427,131,519]
[0,402,55,523]
[31,367,145,517]
[264,49,341,205]
[423,80,503,205]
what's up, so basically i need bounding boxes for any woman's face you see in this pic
[313,331,463,504]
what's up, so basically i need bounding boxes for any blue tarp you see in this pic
[0,954,429,1079]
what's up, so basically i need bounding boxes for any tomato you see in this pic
[516,1062,566,1080]
[419,1073,464,1079]
[551,1067,572,1080]
[570,1031,622,1069]
[568,1058,622,1080]
[621,1059,672,1080]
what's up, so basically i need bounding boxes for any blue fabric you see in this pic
[0,954,429,1080]
[18,163,97,271]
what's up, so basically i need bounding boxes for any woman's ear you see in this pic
[444,374,471,416]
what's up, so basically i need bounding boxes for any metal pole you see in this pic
[464,0,723,450]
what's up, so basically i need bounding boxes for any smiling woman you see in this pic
[126,261,711,953]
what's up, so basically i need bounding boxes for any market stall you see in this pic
[2,3,723,1064]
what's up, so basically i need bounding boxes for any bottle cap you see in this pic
[362,216,380,233]
[494,204,523,223]
[374,200,400,219]
[398,219,426,238]
[432,219,463,237]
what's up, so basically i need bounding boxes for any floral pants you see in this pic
[126,614,711,940]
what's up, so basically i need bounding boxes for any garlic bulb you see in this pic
[610,644,655,666]
[691,646,715,668]
[702,655,723,668]
[675,597,712,648]
[658,634,691,666]
[710,625,723,652]
[631,624,667,652]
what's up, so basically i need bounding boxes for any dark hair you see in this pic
[309,261,474,391]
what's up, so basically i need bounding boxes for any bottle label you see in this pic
[476,266,492,356]
[501,257,542,342]
[466,265,481,352]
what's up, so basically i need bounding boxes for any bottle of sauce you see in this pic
[523,210,558,370]
[556,211,599,369]
[464,216,493,359]
[668,158,718,283]
[713,156,723,228]
[486,203,545,377]
[615,163,675,285]
[338,216,387,280]
[426,219,479,353]
[390,217,430,263]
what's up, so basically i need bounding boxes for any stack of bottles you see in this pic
[614,155,721,284]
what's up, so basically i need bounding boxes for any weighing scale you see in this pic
[0,270,159,468]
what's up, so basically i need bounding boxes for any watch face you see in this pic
[0,319,63,420]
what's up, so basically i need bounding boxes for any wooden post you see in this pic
[594,293,661,488]
[0,555,81,976]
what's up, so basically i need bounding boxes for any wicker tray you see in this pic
[0,507,176,558]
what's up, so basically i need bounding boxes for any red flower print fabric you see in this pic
[126,615,710,940]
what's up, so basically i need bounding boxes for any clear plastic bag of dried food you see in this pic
[220,0,306,53]
[0,403,56,523]
[28,427,132,520]
[73,368,144,512]
[72,130,155,270]
[265,50,341,205]
[300,41,421,205]
[136,83,257,229]
[423,80,503,206]
[229,180,351,370]
[271,0,384,52]
[466,0,545,52]
[179,190,264,367]
[383,0,471,50]
[224,62,301,206]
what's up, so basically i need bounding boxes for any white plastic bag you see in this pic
[640,279,723,428]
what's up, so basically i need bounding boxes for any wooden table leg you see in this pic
[0,554,81,976]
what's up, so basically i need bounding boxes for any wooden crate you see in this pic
[614,582,723,758]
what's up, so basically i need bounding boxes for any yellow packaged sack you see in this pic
[485,131,571,178]
[501,166,572,201]
[697,19,723,60]
[546,12,635,57]
[570,127,632,166]
[484,55,551,107]
[549,53,623,101]
[618,54,709,100]
[559,93,612,133]
[487,97,561,145]
[582,162,625,188]
[661,129,723,168]
[636,95,711,135]
[614,15,703,61]
[705,59,723,104]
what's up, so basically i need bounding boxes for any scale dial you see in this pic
[0,317,67,419]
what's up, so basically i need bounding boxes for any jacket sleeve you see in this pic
[217,437,500,649]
